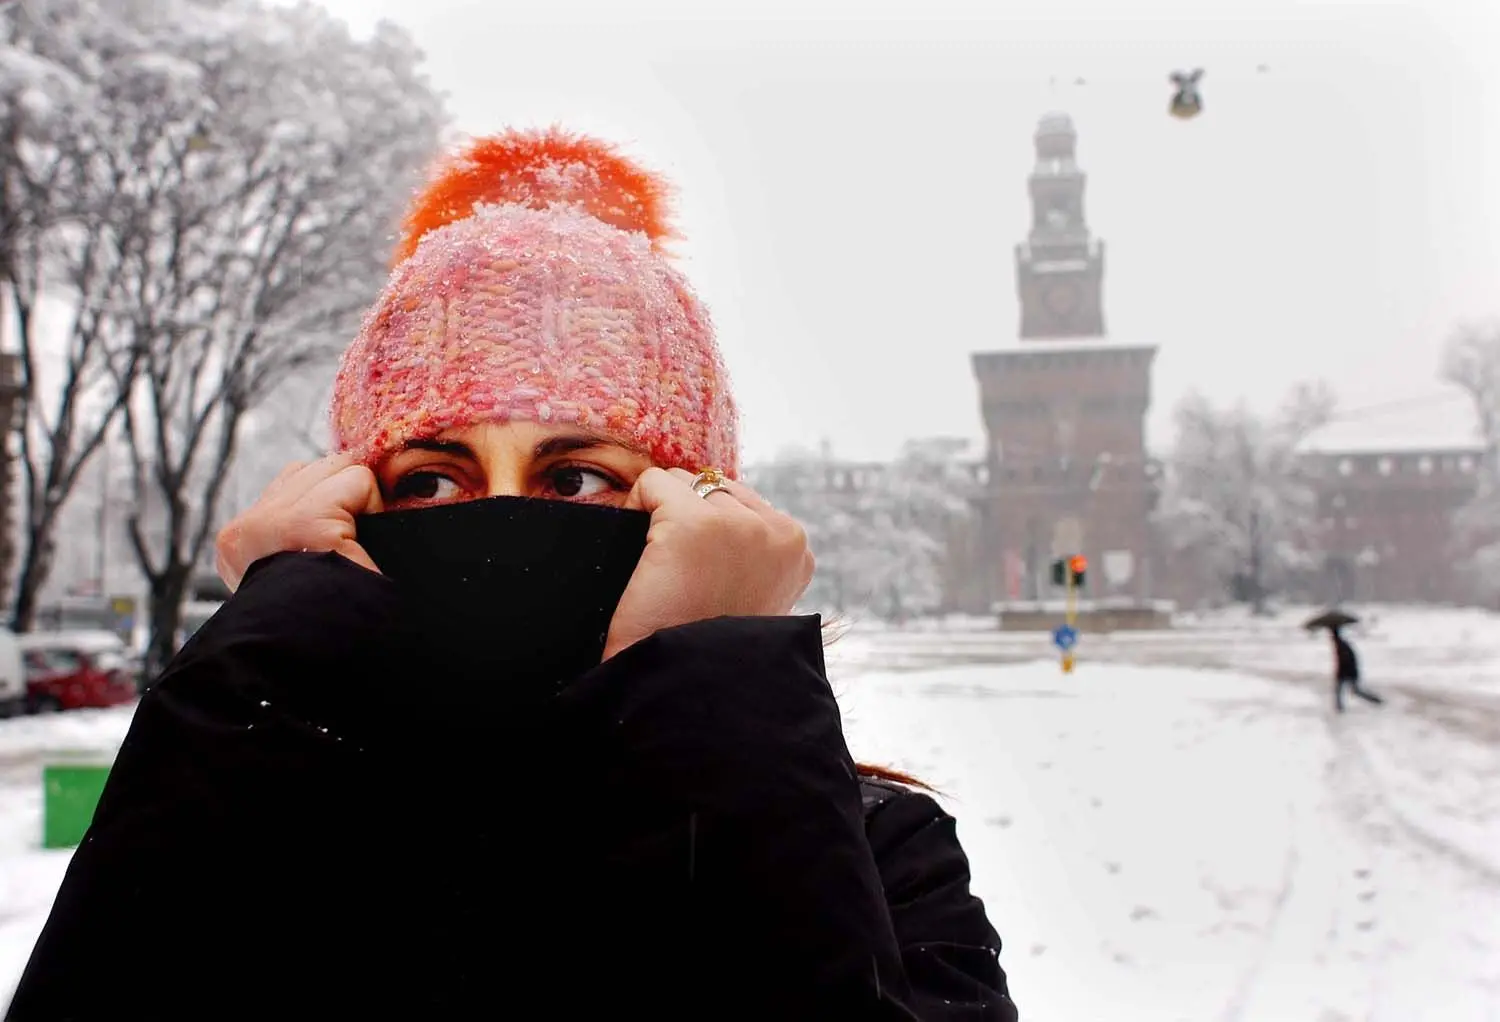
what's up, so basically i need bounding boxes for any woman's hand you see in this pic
[603,468,815,660]
[215,454,385,593]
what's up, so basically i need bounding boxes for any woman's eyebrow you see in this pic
[401,438,475,458]
[533,434,636,459]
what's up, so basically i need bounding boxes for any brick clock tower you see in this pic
[970,113,1159,606]
[1017,113,1105,338]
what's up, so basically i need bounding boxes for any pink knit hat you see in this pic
[330,129,739,477]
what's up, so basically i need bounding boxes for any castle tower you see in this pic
[1017,113,1105,339]
[968,113,1159,607]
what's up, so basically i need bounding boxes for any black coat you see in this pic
[8,553,1018,1020]
[1333,632,1359,681]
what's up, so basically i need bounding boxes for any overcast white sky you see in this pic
[307,0,1500,463]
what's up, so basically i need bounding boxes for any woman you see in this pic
[9,130,1018,1020]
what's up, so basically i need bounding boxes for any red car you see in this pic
[21,634,139,713]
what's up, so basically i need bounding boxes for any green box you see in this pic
[43,764,113,850]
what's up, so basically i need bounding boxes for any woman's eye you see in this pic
[390,471,462,503]
[547,466,616,499]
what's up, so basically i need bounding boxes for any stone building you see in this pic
[1298,397,1483,605]
[1306,449,1480,603]
[966,113,1160,609]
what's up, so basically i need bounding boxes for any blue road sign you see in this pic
[1052,624,1078,652]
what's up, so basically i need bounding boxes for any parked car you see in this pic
[0,628,26,717]
[19,631,139,714]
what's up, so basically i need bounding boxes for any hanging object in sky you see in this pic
[1169,69,1204,119]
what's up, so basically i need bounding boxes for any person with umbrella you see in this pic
[1306,609,1384,713]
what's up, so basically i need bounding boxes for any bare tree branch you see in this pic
[1,0,145,628]
[53,0,451,674]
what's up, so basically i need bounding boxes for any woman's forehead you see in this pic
[403,421,650,460]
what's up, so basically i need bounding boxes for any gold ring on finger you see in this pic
[690,467,731,500]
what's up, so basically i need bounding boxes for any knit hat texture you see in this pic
[330,129,738,477]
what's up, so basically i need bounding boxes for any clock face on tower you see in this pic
[1045,283,1079,319]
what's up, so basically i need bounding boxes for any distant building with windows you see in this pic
[1299,394,1483,605]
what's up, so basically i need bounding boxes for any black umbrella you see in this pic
[1304,608,1359,632]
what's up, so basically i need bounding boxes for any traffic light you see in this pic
[1050,555,1088,588]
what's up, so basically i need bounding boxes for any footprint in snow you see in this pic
[986,815,1012,829]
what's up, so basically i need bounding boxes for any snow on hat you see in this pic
[330,128,739,477]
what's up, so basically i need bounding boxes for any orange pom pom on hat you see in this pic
[330,129,739,477]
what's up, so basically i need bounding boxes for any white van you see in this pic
[0,628,27,717]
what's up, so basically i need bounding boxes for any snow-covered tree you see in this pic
[1154,382,1335,613]
[1,0,145,631]
[1441,320,1500,600]
[748,439,976,622]
[5,0,447,670]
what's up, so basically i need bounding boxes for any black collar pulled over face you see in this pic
[357,496,648,690]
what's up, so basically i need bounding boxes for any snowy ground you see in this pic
[831,607,1500,1020]
[0,608,1497,1019]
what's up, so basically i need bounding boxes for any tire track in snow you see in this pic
[1212,691,1373,1022]
[1098,653,1500,888]
[1216,803,1303,1022]
[1339,728,1500,886]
